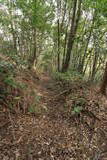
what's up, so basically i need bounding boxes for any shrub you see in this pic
[0,60,14,74]
[53,70,83,82]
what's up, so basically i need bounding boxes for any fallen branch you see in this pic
[48,88,72,101]
[82,109,100,121]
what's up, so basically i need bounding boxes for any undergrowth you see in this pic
[53,70,83,82]
[0,60,41,114]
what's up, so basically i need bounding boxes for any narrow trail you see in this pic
[37,73,62,98]
[36,73,57,99]
[35,73,66,115]
[0,73,74,160]
[1,73,107,159]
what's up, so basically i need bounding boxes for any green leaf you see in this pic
[73,106,83,114]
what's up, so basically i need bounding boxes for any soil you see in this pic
[0,73,107,160]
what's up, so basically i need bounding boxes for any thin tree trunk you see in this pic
[8,0,18,54]
[78,10,96,74]
[28,29,37,69]
[83,47,94,75]
[62,0,82,72]
[60,0,67,31]
[9,14,18,54]
[91,51,98,81]
[57,19,60,71]
[62,18,70,67]
[57,0,61,71]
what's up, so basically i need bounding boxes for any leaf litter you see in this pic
[0,72,107,160]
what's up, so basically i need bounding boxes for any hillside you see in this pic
[1,0,107,159]
[0,66,107,160]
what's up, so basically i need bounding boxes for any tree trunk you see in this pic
[11,27,17,54]
[79,10,96,74]
[57,19,60,71]
[91,51,98,81]
[100,62,107,95]
[8,1,18,54]
[28,29,37,69]
[61,0,82,72]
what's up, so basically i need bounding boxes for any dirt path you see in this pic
[35,73,66,115]
[0,73,107,160]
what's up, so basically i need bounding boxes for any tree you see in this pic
[61,0,82,72]
[1,0,107,80]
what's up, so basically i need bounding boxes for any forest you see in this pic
[0,0,107,159]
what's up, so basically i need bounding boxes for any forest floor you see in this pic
[0,71,107,160]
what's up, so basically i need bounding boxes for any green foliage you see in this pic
[28,95,41,113]
[72,106,83,115]
[35,95,41,103]
[1,0,107,82]
[71,97,87,115]
[76,97,87,106]
[16,0,53,32]
[4,75,17,88]
[0,60,14,74]
[53,70,83,82]
[28,104,41,114]
[0,60,26,88]
[4,75,27,89]
[28,105,36,113]
[10,55,28,68]
[40,50,53,72]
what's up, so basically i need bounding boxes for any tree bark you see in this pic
[91,51,98,81]
[79,10,96,74]
[28,29,37,69]
[61,0,82,72]
[57,19,60,71]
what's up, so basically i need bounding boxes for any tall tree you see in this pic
[61,0,82,72]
